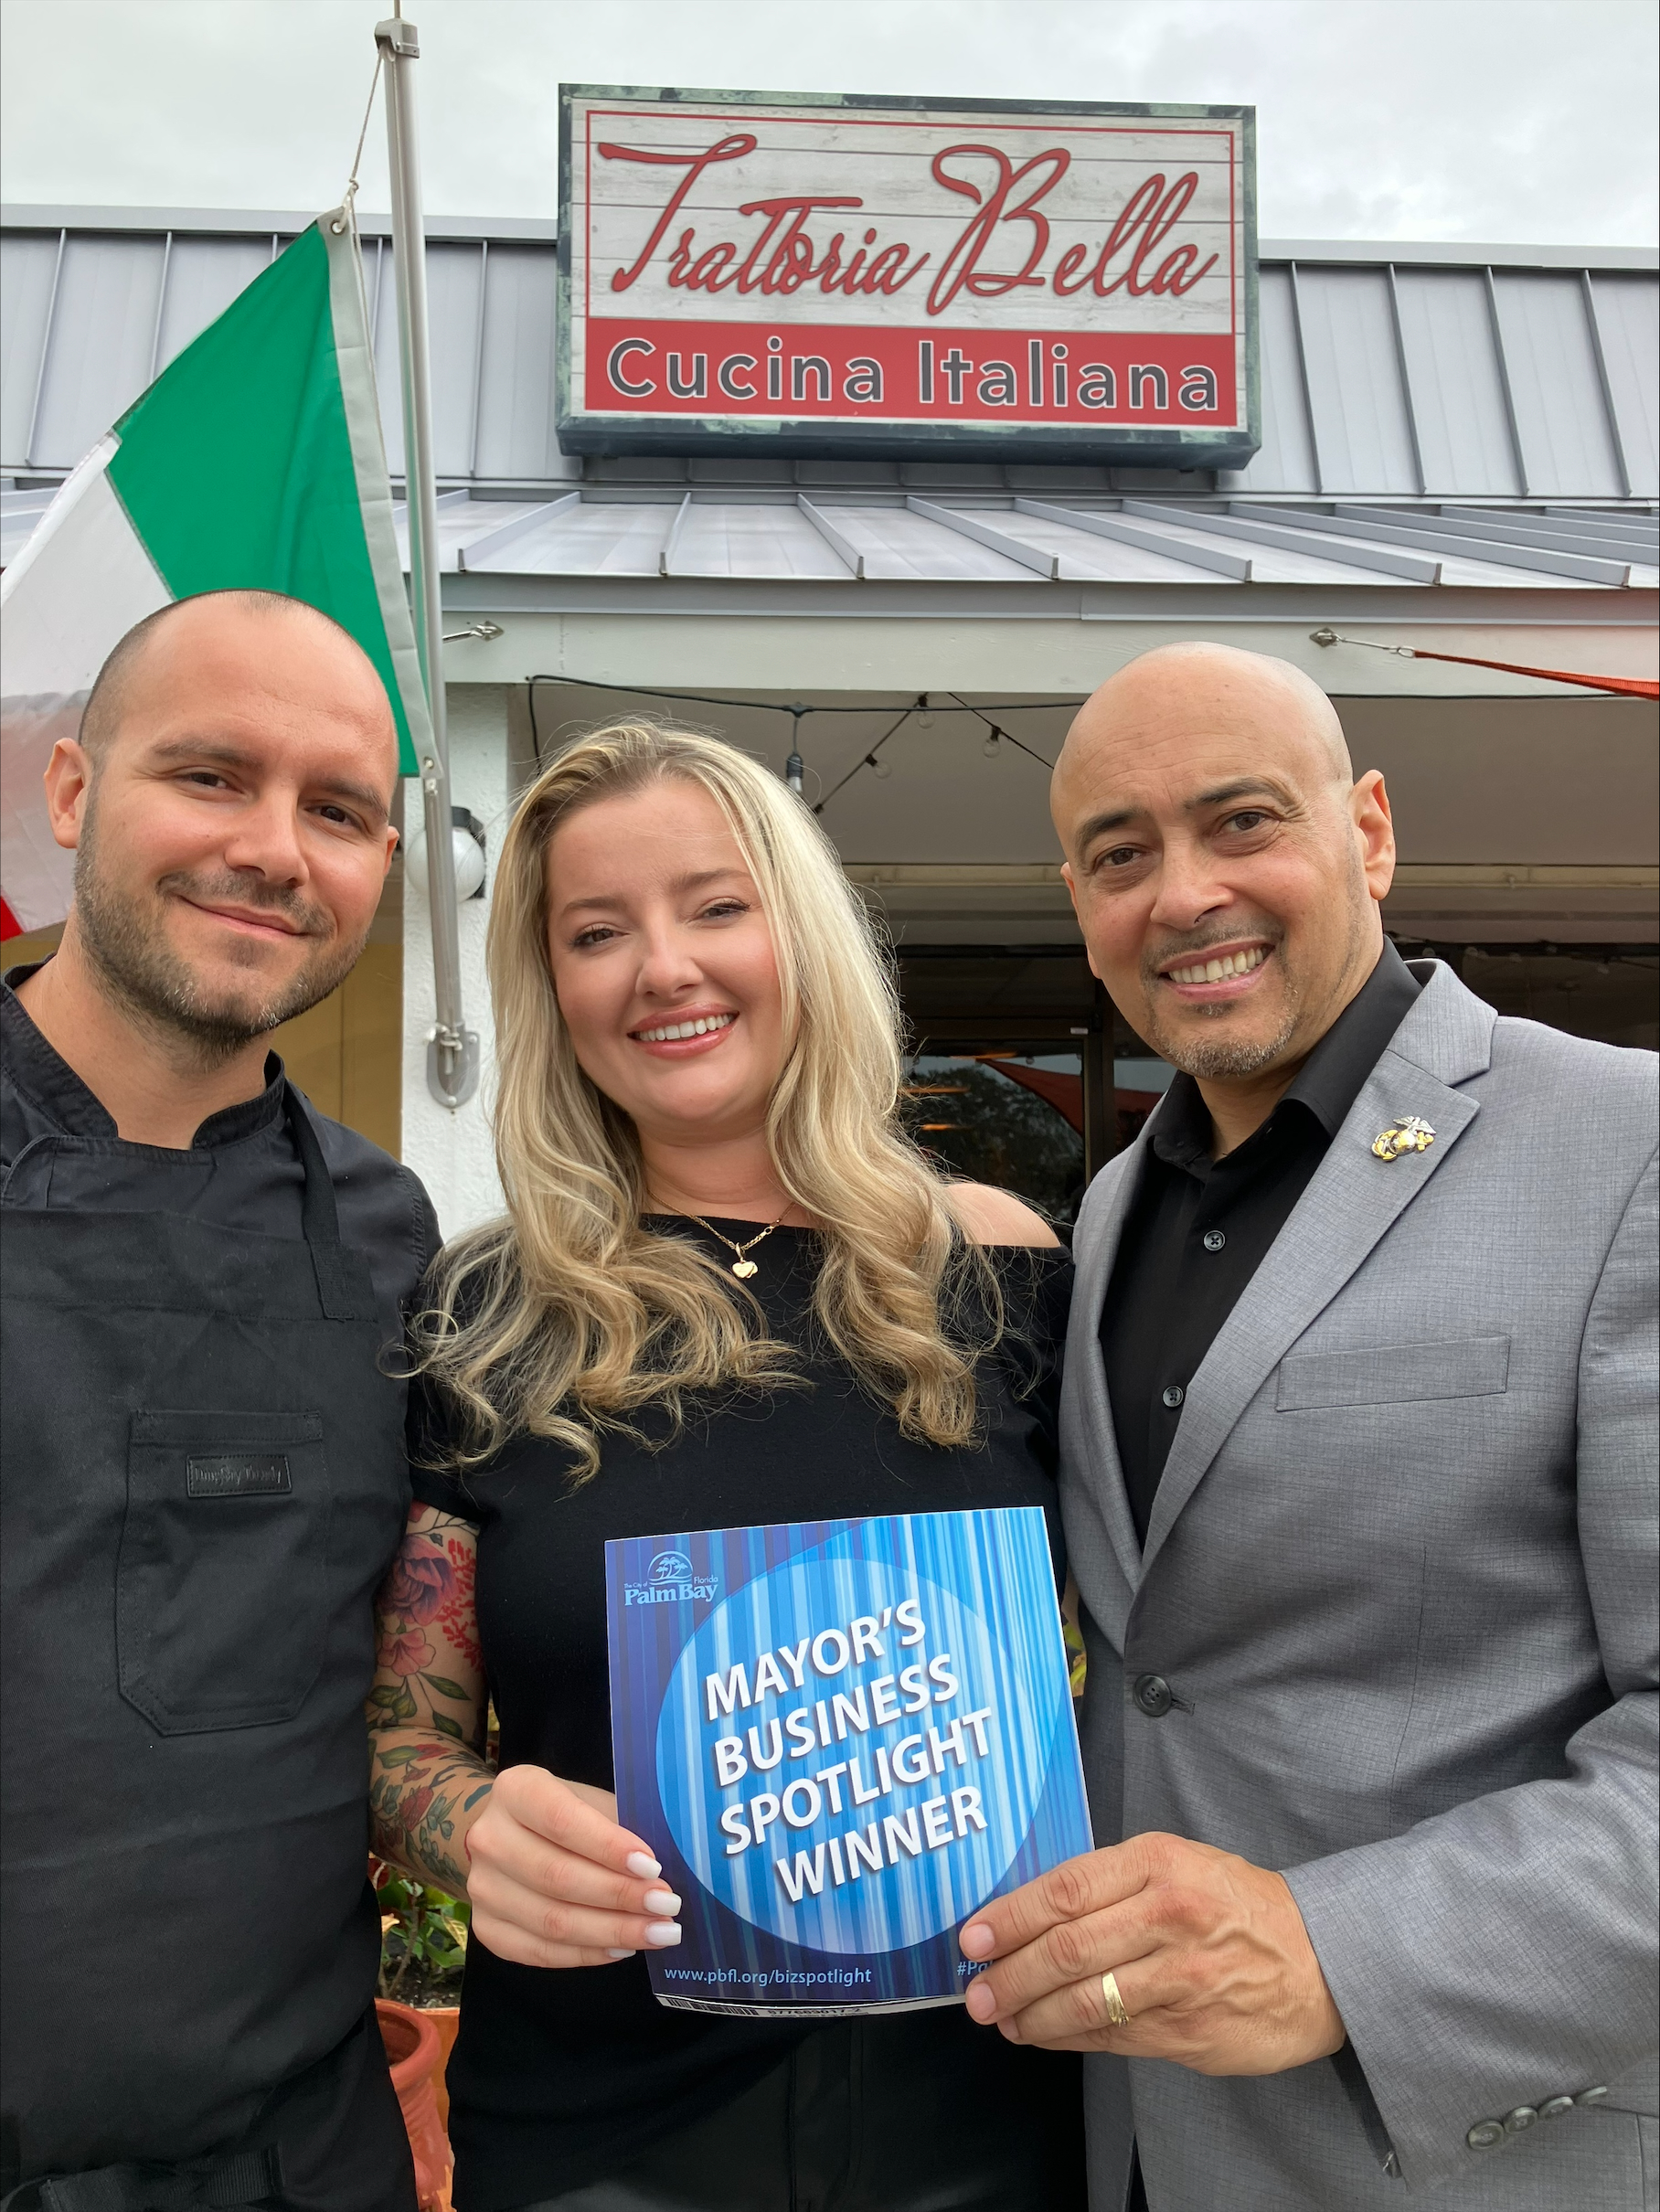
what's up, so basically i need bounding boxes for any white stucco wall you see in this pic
[400,683,511,1239]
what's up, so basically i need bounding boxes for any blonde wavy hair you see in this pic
[410,720,998,1480]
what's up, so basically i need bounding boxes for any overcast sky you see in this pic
[0,0,1654,248]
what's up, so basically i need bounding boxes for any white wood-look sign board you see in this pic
[558,87,1258,465]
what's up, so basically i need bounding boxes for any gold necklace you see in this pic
[680,1211,787,1279]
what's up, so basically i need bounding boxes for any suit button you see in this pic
[1504,2108,1538,2132]
[1575,2087,1609,2106]
[1466,2121,1505,2150]
[1538,2097,1575,2120]
[1133,1674,1174,1717]
[1161,1384,1186,1408]
[1202,1229,1226,1251]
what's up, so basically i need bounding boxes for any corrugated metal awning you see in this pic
[382,489,1658,592]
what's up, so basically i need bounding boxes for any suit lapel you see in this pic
[1061,1121,1155,1636]
[1139,964,1495,1576]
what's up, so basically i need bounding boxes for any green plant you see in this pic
[1064,1618,1087,1700]
[372,1855,469,2001]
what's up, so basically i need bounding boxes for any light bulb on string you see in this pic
[867,752,892,780]
[982,728,1003,760]
[916,694,934,729]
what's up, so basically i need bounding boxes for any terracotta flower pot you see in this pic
[377,1998,452,2207]
[424,2003,461,2130]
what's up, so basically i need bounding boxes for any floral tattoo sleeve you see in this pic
[367,1504,493,1897]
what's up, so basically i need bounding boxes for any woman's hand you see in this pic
[464,1763,685,1968]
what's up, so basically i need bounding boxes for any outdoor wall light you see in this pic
[406,806,488,901]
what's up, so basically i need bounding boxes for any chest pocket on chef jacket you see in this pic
[118,1409,333,1733]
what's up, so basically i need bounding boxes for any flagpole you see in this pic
[376,10,478,1109]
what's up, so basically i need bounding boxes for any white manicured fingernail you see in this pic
[643,1889,681,1916]
[646,1920,683,1947]
[625,1852,662,1879]
[606,1947,635,1961]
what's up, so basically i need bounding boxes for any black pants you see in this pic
[525,2010,1085,2212]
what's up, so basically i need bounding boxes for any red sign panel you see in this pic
[559,89,1258,464]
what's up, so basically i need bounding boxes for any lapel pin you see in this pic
[1372,1116,1435,1161]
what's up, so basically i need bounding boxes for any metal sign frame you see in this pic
[558,84,1259,469]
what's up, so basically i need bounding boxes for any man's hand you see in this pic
[959,1832,1346,2076]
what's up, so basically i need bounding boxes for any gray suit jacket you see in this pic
[1062,962,1658,2210]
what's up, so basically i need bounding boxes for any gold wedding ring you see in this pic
[1101,1971,1133,2027]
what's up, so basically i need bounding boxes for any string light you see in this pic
[983,728,1003,759]
[867,752,892,779]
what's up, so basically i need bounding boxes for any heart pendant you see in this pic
[731,1259,759,1279]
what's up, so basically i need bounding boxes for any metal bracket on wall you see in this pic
[426,1026,480,1111]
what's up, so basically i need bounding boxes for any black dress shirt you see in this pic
[1102,941,1422,1545]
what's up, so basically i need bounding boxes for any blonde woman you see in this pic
[369,725,1081,2210]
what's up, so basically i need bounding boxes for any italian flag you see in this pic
[0,210,428,939]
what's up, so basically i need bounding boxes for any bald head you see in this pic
[81,590,394,771]
[1049,640,1396,1132]
[40,586,402,1069]
[1053,643,1351,818]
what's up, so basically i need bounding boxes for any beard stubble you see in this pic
[1135,852,1372,1082]
[73,789,365,1064]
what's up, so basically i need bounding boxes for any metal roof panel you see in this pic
[423,243,489,480]
[367,237,404,473]
[464,500,669,575]
[811,506,1042,582]
[1290,266,1419,495]
[668,501,849,580]
[154,235,277,372]
[473,245,565,483]
[1392,269,1520,496]
[1491,272,1624,498]
[1,231,62,468]
[392,495,549,572]
[1590,274,1659,496]
[28,231,165,470]
[969,505,1240,583]
[1221,264,1318,494]
[1115,507,1417,585]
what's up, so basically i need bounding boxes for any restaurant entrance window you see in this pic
[902,1048,1089,1224]
[897,949,1111,1225]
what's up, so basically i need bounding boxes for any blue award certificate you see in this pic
[604,1506,1092,2016]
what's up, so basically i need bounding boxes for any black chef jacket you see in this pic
[2,968,438,1309]
[1,966,440,2202]
[1102,941,1422,1544]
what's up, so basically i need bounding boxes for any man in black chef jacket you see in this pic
[1,590,440,2210]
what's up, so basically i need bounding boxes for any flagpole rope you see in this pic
[341,49,385,232]
[334,48,387,402]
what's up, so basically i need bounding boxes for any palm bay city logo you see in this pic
[623,1549,719,1606]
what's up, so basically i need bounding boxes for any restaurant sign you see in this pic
[558,87,1258,465]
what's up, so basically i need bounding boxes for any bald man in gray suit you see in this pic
[956,645,1657,2210]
